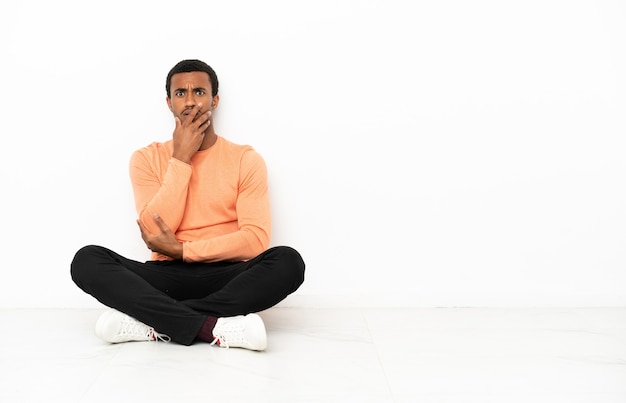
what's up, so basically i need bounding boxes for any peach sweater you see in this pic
[129,136,271,263]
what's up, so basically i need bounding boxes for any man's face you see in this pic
[166,71,218,120]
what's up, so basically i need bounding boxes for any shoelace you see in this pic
[150,329,172,342]
[120,317,171,342]
[210,335,229,348]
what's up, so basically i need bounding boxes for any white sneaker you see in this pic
[211,314,267,351]
[95,309,171,343]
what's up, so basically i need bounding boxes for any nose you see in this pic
[184,90,196,107]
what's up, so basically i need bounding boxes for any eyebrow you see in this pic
[174,87,208,93]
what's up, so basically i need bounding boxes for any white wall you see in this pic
[1,0,625,308]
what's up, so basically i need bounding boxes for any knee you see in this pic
[271,246,305,288]
[70,245,106,287]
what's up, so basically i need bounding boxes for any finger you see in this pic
[188,103,203,122]
[181,104,200,124]
[193,103,204,120]
[200,119,211,132]
[152,214,170,233]
[195,110,211,130]
[192,108,210,126]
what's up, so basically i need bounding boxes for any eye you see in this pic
[175,90,184,97]
[195,89,205,96]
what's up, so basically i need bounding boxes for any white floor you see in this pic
[1,308,625,403]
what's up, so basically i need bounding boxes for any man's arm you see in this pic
[130,105,210,237]
[137,214,183,259]
[130,151,192,237]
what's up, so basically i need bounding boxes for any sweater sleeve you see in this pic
[182,150,271,262]
[129,149,192,236]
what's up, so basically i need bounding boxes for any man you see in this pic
[71,59,305,351]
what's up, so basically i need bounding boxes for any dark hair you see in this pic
[166,59,219,98]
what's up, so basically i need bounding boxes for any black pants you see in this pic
[70,245,305,345]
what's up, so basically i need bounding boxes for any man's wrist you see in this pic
[171,153,192,165]
[175,242,184,260]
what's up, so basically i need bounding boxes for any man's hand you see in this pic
[137,214,183,260]
[172,103,211,164]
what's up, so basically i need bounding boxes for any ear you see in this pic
[166,96,173,112]
[211,95,220,110]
